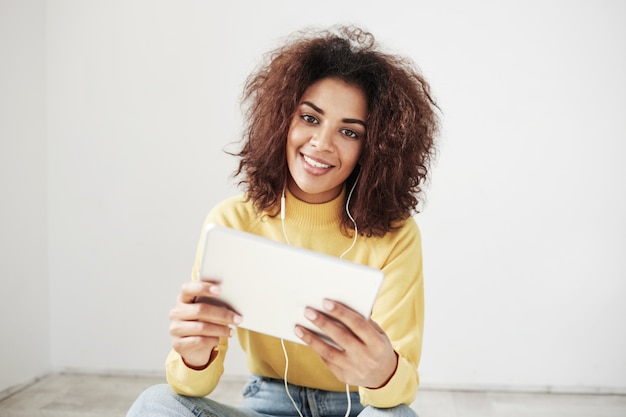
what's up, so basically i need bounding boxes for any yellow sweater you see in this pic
[166,187,424,407]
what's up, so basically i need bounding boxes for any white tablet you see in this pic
[196,223,384,345]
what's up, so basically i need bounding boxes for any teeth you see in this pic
[303,155,331,169]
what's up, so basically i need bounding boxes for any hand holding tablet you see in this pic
[196,224,384,345]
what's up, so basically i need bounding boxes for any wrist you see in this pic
[181,347,220,371]
[368,351,398,389]
[181,356,210,371]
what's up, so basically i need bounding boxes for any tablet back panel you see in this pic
[198,224,384,345]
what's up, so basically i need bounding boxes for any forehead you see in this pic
[300,77,368,119]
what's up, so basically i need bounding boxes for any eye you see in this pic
[341,128,359,139]
[301,114,319,124]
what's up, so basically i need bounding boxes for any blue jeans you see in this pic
[127,375,418,417]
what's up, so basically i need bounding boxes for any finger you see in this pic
[169,318,233,339]
[294,325,352,384]
[170,302,242,326]
[178,281,221,304]
[318,300,372,344]
[171,335,220,358]
[294,324,344,357]
[302,307,359,350]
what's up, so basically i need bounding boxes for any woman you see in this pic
[128,25,439,417]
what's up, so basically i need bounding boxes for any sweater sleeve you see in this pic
[165,340,228,397]
[359,218,424,407]
[164,201,241,397]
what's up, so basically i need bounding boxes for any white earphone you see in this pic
[280,176,360,417]
[281,175,359,256]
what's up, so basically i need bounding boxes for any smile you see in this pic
[303,154,332,169]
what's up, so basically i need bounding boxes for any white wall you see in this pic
[0,0,49,393]
[1,0,624,394]
[415,2,626,391]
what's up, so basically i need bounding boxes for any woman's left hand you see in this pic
[295,299,398,389]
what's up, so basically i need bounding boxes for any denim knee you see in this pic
[127,383,260,417]
[126,384,196,417]
[358,404,418,417]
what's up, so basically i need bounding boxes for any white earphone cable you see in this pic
[281,338,304,417]
[339,176,359,259]
[281,191,291,246]
[280,178,359,417]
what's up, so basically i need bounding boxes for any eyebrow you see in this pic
[301,101,367,129]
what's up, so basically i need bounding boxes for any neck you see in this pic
[280,183,358,258]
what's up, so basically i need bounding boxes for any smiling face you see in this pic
[286,77,367,204]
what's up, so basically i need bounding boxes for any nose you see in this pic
[310,125,334,151]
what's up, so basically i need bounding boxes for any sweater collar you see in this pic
[283,185,346,230]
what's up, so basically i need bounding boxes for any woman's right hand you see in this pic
[169,280,242,369]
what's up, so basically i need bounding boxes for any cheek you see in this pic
[288,123,308,145]
[342,143,363,169]
[285,130,301,166]
[286,127,301,152]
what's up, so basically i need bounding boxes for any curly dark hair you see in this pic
[233,25,439,237]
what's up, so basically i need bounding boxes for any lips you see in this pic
[302,154,333,169]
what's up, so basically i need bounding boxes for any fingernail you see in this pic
[323,300,335,311]
[233,314,243,325]
[304,308,317,321]
[294,326,304,338]
[209,285,221,295]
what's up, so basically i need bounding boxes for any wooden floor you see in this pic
[0,373,625,417]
